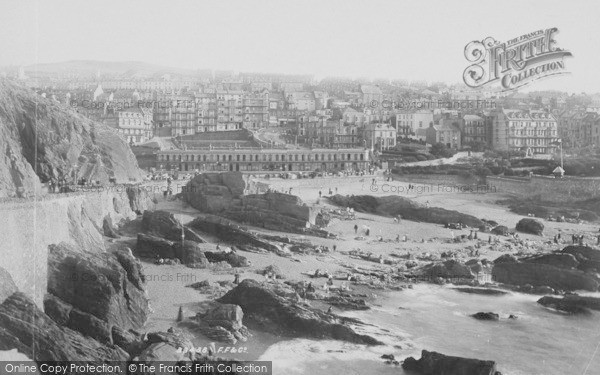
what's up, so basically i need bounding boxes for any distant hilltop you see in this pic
[21,60,199,79]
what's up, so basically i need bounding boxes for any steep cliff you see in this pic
[0,78,142,198]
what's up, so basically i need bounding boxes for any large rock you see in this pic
[194,304,249,344]
[561,246,600,272]
[141,210,206,242]
[187,215,281,253]
[422,259,474,279]
[218,279,382,345]
[0,291,128,361]
[204,251,249,267]
[183,173,316,233]
[0,78,142,198]
[471,312,500,321]
[537,295,600,314]
[524,253,579,269]
[492,261,600,291]
[329,194,484,227]
[402,350,501,375]
[47,242,149,332]
[135,233,209,267]
[490,225,509,236]
[516,218,544,235]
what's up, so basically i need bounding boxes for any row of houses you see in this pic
[557,110,600,148]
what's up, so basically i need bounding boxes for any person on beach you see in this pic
[332,244,337,252]
[319,190,322,198]
[307,282,315,293]
[327,276,334,286]
[233,273,240,284]
[365,228,370,236]
[327,306,333,314]
[396,234,400,242]
[354,224,358,234]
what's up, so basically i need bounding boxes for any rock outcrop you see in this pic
[187,215,281,253]
[136,233,209,267]
[471,312,500,321]
[0,268,129,361]
[516,218,544,235]
[421,259,475,279]
[492,259,600,292]
[537,295,600,314]
[329,194,484,227]
[561,246,600,272]
[46,242,149,332]
[194,303,250,344]
[0,78,142,198]
[402,350,501,375]
[218,279,382,345]
[141,210,206,243]
[183,173,318,233]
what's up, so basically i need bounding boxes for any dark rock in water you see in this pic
[329,194,484,228]
[188,215,282,253]
[538,295,600,314]
[453,287,508,296]
[518,285,555,295]
[142,210,207,243]
[422,259,474,279]
[102,215,120,238]
[491,225,510,236]
[509,314,518,319]
[402,350,500,375]
[525,253,579,269]
[0,292,128,361]
[204,251,249,267]
[47,242,149,332]
[471,312,500,321]
[218,279,383,345]
[492,261,600,292]
[381,354,395,360]
[516,218,544,235]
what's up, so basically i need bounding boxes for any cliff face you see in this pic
[0,78,142,198]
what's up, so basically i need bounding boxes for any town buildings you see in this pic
[493,109,558,154]
[461,114,486,145]
[115,107,153,143]
[157,147,370,172]
[363,123,397,150]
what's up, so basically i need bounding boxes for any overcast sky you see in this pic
[0,0,598,93]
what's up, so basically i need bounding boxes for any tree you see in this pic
[430,143,456,158]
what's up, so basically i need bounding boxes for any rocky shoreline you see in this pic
[2,172,600,374]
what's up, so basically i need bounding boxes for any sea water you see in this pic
[260,284,600,375]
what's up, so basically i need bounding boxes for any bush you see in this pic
[430,143,457,158]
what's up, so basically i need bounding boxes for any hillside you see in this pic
[0,78,143,197]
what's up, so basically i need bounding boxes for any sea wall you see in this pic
[0,188,151,307]
[486,175,600,201]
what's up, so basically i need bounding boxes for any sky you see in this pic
[0,0,598,93]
